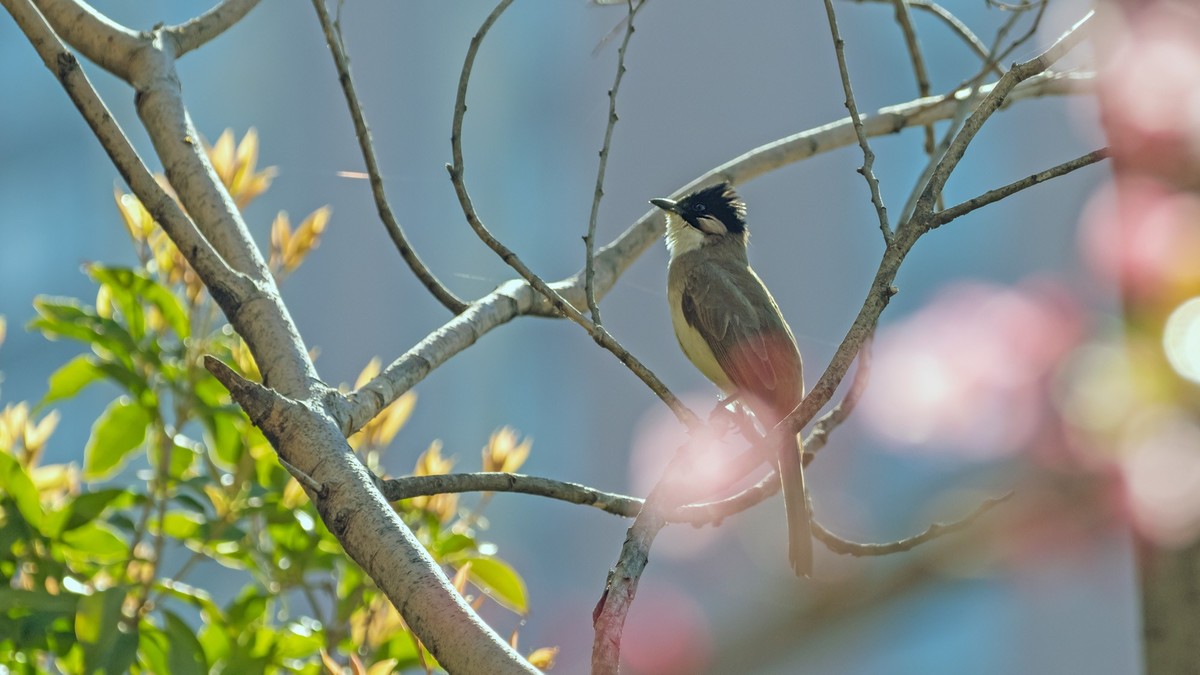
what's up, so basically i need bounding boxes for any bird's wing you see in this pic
[680,261,803,421]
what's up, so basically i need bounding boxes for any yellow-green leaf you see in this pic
[84,398,151,480]
[461,557,528,614]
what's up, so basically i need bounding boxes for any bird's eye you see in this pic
[692,203,707,213]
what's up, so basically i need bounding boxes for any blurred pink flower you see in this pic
[1096,0,1200,190]
[1119,408,1200,546]
[629,397,751,557]
[860,280,1084,458]
[1079,176,1200,301]
[621,583,712,675]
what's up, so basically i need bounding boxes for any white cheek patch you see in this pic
[694,215,727,236]
[666,216,706,259]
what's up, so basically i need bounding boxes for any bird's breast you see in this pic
[667,269,734,394]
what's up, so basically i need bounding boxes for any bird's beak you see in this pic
[649,197,680,214]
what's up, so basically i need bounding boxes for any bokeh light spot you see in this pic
[1163,296,1200,384]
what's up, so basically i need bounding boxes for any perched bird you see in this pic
[651,182,813,576]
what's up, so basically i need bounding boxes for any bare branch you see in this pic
[167,0,262,56]
[31,0,140,79]
[889,0,936,156]
[848,0,1001,77]
[447,0,699,428]
[585,0,643,325]
[932,148,1108,227]
[592,455,676,675]
[910,10,1093,222]
[5,0,248,304]
[311,0,469,315]
[821,0,893,244]
[815,492,1013,555]
[379,469,1011,558]
[337,72,1091,436]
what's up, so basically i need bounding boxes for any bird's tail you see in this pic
[778,432,813,577]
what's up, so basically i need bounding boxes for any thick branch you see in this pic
[204,358,537,675]
[5,0,247,305]
[310,0,469,315]
[32,0,139,79]
[167,0,262,56]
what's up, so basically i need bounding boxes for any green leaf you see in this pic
[88,265,146,339]
[53,488,128,535]
[159,511,203,540]
[60,521,129,564]
[460,557,528,614]
[0,452,45,533]
[84,398,151,480]
[435,532,476,558]
[0,587,79,614]
[87,265,190,339]
[75,587,130,675]
[225,586,268,629]
[75,590,111,645]
[42,355,104,405]
[161,610,209,675]
[30,296,138,367]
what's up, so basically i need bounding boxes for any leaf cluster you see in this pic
[0,130,549,674]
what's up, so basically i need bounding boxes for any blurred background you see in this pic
[2,0,1167,672]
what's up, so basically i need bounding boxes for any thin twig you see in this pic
[911,10,1093,222]
[816,492,1013,555]
[311,0,469,315]
[585,0,643,325]
[447,0,699,428]
[932,148,1108,227]
[847,0,1001,77]
[897,0,1025,225]
[821,0,892,244]
[167,0,262,56]
[889,0,935,155]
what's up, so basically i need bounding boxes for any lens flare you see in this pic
[1163,297,1200,384]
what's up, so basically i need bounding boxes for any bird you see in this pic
[651,182,813,577]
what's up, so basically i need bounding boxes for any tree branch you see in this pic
[167,0,261,56]
[310,0,470,315]
[380,471,1010,558]
[447,0,699,428]
[5,0,247,305]
[31,0,139,79]
[848,0,1001,77]
[910,10,1092,222]
[932,148,1108,227]
[822,0,892,243]
[584,0,642,325]
[888,0,936,156]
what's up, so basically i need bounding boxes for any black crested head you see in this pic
[675,182,747,235]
